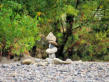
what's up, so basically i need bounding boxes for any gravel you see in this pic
[0,60,109,82]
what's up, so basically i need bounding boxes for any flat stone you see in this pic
[53,58,71,64]
[46,32,56,42]
[37,62,48,66]
[21,59,35,65]
[66,59,72,63]
[49,41,58,46]
[46,47,57,54]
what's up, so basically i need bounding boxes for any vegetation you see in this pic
[0,0,109,61]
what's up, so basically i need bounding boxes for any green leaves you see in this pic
[0,1,39,56]
[64,5,79,16]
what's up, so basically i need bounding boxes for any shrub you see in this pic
[0,1,39,57]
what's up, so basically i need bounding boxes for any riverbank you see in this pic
[0,58,109,82]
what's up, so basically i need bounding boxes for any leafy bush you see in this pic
[70,27,109,61]
[0,1,39,57]
[0,0,109,61]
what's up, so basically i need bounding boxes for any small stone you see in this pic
[37,62,48,66]
[46,32,56,42]
[49,41,58,46]
[33,63,38,66]
[53,58,72,64]
[65,59,72,63]
[9,72,17,77]
[53,58,65,64]
[46,47,57,54]
[21,59,35,65]
[45,58,53,64]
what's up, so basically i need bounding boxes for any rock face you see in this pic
[46,32,56,42]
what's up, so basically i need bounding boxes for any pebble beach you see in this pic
[0,59,109,82]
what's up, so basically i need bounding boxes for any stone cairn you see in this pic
[46,32,72,65]
[46,32,58,64]
[21,32,72,65]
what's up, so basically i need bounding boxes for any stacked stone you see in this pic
[21,32,72,65]
[46,32,58,59]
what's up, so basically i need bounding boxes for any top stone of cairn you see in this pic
[46,32,56,42]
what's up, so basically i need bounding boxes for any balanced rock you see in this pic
[49,41,58,46]
[46,32,56,42]
[46,47,57,54]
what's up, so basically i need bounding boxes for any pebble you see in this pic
[0,60,109,82]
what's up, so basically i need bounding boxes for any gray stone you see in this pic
[21,58,35,65]
[45,58,53,64]
[33,62,48,66]
[46,47,57,54]
[37,62,48,66]
[49,41,58,46]
[66,59,72,63]
[46,32,56,42]
[53,58,72,64]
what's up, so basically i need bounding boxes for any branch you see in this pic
[92,1,103,18]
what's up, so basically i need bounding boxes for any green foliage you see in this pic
[0,0,109,61]
[0,1,39,56]
[64,5,79,16]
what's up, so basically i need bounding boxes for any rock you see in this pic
[53,58,64,64]
[49,53,56,59]
[66,59,72,63]
[37,62,48,66]
[46,47,57,54]
[45,58,53,64]
[46,32,56,42]
[45,58,52,62]
[9,72,17,77]
[21,58,35,65]
[49,41,58,46]
[78,60,82,62]
[53,58,71,64]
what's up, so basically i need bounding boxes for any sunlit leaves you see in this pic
[0,1,39,56]
[64,5,79,16]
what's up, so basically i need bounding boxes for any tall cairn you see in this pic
[46,32,58,64]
